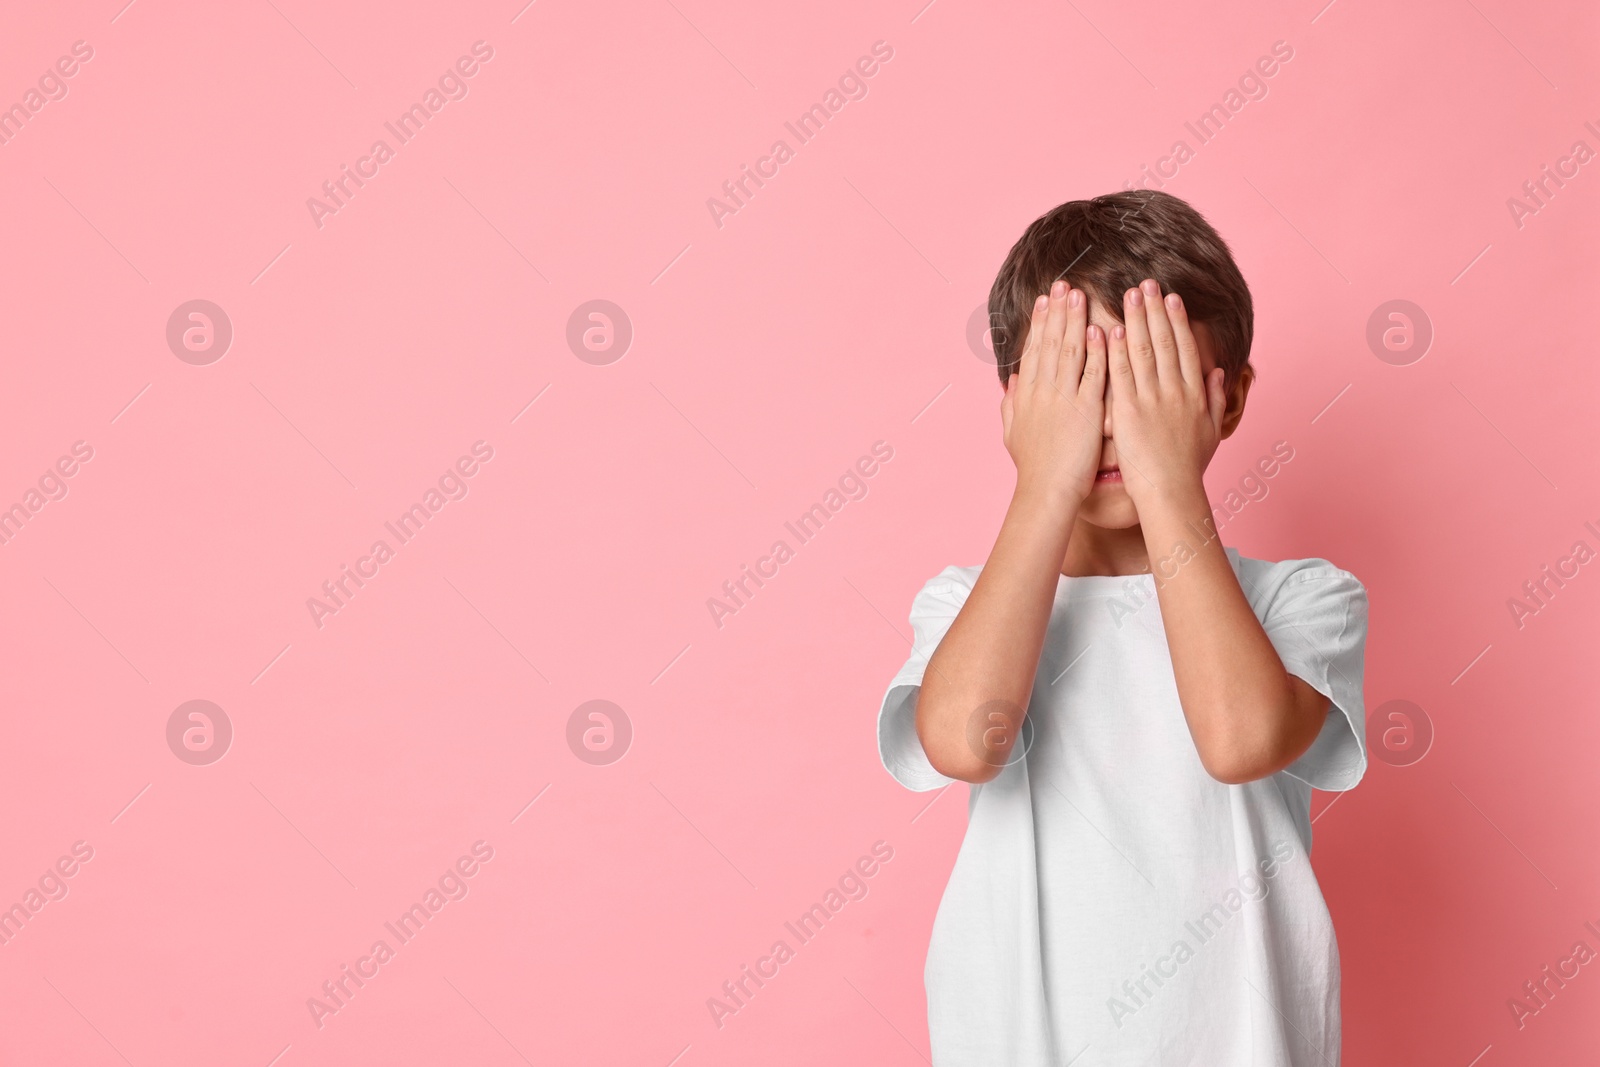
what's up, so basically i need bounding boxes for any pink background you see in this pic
[1,0,1597,1064]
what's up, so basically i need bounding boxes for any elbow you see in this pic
[926,746,1002,785]
[1194,683,1315,785]
[917,694,1025,784]
[1200,752,1274,786]
[1195,730,1294,786]
[918,713,1001,783]
[915,689,1022,784]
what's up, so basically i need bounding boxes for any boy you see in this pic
[876,190,1368,1065]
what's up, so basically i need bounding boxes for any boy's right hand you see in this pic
[1000,280,1107,510]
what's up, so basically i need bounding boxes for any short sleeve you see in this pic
[875,565,980,792]
[1244,558,1370,792]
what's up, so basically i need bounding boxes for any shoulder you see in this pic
[906,564,983,619]
[1234,552,1364,589]
[1232,552,1368,618]
[924,563,982,591]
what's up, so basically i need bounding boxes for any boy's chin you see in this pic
[1076,491,1142,530]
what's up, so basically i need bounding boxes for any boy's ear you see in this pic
[1218,365,1254,439]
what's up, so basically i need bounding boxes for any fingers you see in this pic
[1080,321,1107,405]
[1205,367,1226,437]
[1121,285,1159,394]
[1036,280,1070,385]
[1059,285,1088,390]
[1107,319,1135,400]
[1163,290,1203,388]
[1138,279,1184,386]
[1017,293,1049,384]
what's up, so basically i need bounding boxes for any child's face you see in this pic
[1075,296,1252,531]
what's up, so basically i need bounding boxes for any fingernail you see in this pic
[1143,279,1159,294]
[1166,293,1181,310]
[1086,324,1098,339]
[1035,294,1048,311]
[1113,325,1126,339]
[1051,280,1066,298]
[1128,288,1143,307]
[1069,289,1082,308]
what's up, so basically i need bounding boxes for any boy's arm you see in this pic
[915,282,1105,784]
[916,484,1078,783]
[1134,487,1328,783]
[1110,280,1327,785]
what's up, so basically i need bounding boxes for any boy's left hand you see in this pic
[1106,278,1227,512]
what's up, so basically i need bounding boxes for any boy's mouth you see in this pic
[1094,467,1122,485]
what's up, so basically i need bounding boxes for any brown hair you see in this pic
[986,190,1253,387]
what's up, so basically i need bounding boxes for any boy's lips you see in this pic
[1095,467,1122,485]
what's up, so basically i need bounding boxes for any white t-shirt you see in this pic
[877,548,1369,1066]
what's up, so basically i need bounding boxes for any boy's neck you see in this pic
[1060,518,1151,578]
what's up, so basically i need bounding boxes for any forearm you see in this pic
[1137,483,1314,783]
[915,482,1077,782]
